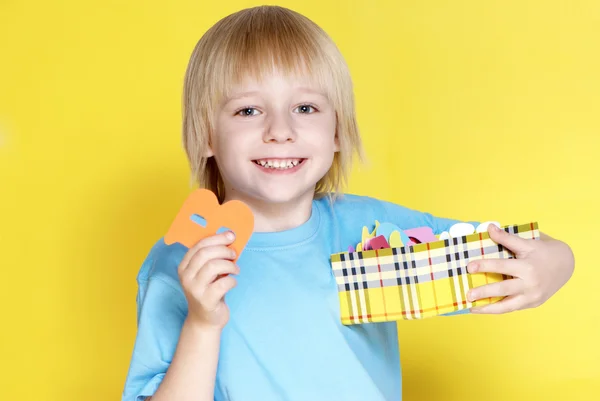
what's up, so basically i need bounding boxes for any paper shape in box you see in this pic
[330,221,540,325]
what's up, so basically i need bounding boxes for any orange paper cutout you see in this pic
[164,189,254,260]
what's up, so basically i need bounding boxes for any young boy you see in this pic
[122,6,574,401]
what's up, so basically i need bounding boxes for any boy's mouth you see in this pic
[252,158,306,170]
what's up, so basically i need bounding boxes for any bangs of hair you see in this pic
[196,6,346,123]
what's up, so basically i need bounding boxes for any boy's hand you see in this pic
[465,224,574,314]
[177,231,240,330]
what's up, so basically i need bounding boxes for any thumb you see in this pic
[488,223,533,256]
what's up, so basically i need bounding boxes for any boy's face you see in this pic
[208,70,339,205]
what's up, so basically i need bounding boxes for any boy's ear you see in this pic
[204,139,215,157]
[334,133,341,152]
[204,146,215,157]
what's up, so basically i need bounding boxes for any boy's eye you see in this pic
[294,104,317,114]
[236,108,260,117]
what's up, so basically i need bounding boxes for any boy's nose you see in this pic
[263,115,296,143]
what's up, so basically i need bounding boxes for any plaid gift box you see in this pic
[330,222,540,325]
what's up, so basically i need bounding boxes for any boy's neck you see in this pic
[223,189,315,233]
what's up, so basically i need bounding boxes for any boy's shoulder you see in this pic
[315,192,414,220]
[316,192,464,235]
[135,238,186,289]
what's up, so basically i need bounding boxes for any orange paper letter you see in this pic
[164,189,254,260]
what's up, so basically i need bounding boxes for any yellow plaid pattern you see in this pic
[330,222,540,325]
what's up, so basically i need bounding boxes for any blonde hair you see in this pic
[181,5,365,202]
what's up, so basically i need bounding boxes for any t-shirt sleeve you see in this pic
[121,274,188,401]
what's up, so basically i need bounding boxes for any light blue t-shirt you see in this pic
[122,194,472,401]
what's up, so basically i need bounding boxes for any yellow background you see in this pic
[1,0,598,400]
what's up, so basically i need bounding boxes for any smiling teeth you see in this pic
[254,159,301,169]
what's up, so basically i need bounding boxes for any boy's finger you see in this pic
[467,258,523,277]
[487,224,533,255]
[203,276,238,310]
[193,230,236,250]
[470,294,524,314]
[467,278,523,302]
[182,245,236,277]
[178,231,235,273]
[194,259,239,285]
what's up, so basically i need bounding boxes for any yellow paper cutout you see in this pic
[361,221,379,249]
[389,231,403,247]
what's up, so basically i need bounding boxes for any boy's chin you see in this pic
[253,186,313,205]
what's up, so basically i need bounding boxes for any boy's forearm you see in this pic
[150,319,221,401]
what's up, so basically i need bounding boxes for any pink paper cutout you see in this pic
[370,235,390,250]
[403,227,438,245]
